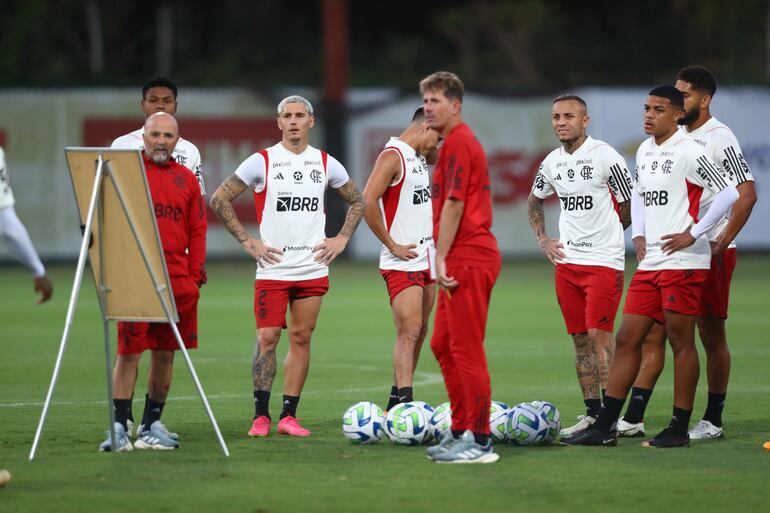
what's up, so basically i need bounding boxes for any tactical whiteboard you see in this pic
[65,148,178,322]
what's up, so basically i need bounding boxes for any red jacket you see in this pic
[143,154,207,284]
[431,123,500,268]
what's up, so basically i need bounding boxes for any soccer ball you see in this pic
[429,402,452,442]
[529,400,561,444]
[385,402,430,445]
[507,403,549,446]
[342,401,385,444]
[411,401,435,443]
[489,401,511,442]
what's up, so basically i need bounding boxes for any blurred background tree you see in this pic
[0,0,767,88]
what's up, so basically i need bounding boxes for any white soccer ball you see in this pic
[429,402,452,442]
[342,401,386,444]
[411,401,435,444]
[507,403,549,446]
[529,400,561,444]
[385,402,430,445]
[489,400,511,442]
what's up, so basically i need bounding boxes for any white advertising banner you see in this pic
[0,89,315,259]
[349,88,770,258]
[1,87,767,262]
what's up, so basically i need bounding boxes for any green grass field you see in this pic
[1,258,769,513]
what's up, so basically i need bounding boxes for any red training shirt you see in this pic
[143,154,207,284]
[431,123,501,268]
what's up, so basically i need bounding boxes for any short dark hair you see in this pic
[553,94,586,108]
[649,85,684,109]
[411,106,425,122]
[142,76,178,99]
[677,66,717,96]
[420,71,464,102]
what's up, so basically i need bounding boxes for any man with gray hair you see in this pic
[211,95,365,438]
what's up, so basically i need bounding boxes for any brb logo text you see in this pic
[276,196,320,212]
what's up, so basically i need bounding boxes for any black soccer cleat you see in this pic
[641,427,690,448]
[561,427,618,446]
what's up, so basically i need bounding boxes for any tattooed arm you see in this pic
[210,174,283,265]
[313,179,366,265]
[527,192,565,265]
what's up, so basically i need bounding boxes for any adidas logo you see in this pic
[275,172,285,180]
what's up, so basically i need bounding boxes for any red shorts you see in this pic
[379,269,436,305]
[700,248,737,319]
[117,277,200,355]
[254,277,329,329]
[623,269,708,323]
[555,263,624,334]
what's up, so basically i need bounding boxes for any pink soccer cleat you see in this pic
[277,416,311,437]
[248,416,271,437]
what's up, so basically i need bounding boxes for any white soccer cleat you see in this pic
[688,420,724,440]
[138,421,179,441]
[432,430,500,464]
[134,421,180,450]
[126,419,135,439]
[559,415,596,437]
[617,417,646,438]
[99,422,133,452]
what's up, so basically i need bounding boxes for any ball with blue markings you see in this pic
[342,401,386,444]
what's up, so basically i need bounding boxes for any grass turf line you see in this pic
[0,257,769,513]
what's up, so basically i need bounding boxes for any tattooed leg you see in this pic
[589,328,615,392]
[253,327,281,391]
[572,332,600,400]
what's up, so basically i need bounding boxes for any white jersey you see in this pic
[377,138,433,272]
[682,117,753,247]
[235,142,350,281]
[532,136,632,271]
[0,146,15,209]
[112,128,205,195]
[634,130,730,271]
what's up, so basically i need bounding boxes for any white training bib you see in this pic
[378,137,433,272]
[235,142,350,281]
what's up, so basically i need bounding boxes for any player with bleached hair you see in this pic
[210,95,366,438]
[0,146,53,304]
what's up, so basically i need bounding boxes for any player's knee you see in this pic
[289,326,314,348]
[417,324,429,344]
[667,335,696,355]
[115,353,141,371]
[151,350,174,366]
[614,331,636,351]
[571,332,590,349]
[258,332,280,352]
[697,324,727,352]
[397,320,422,344]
